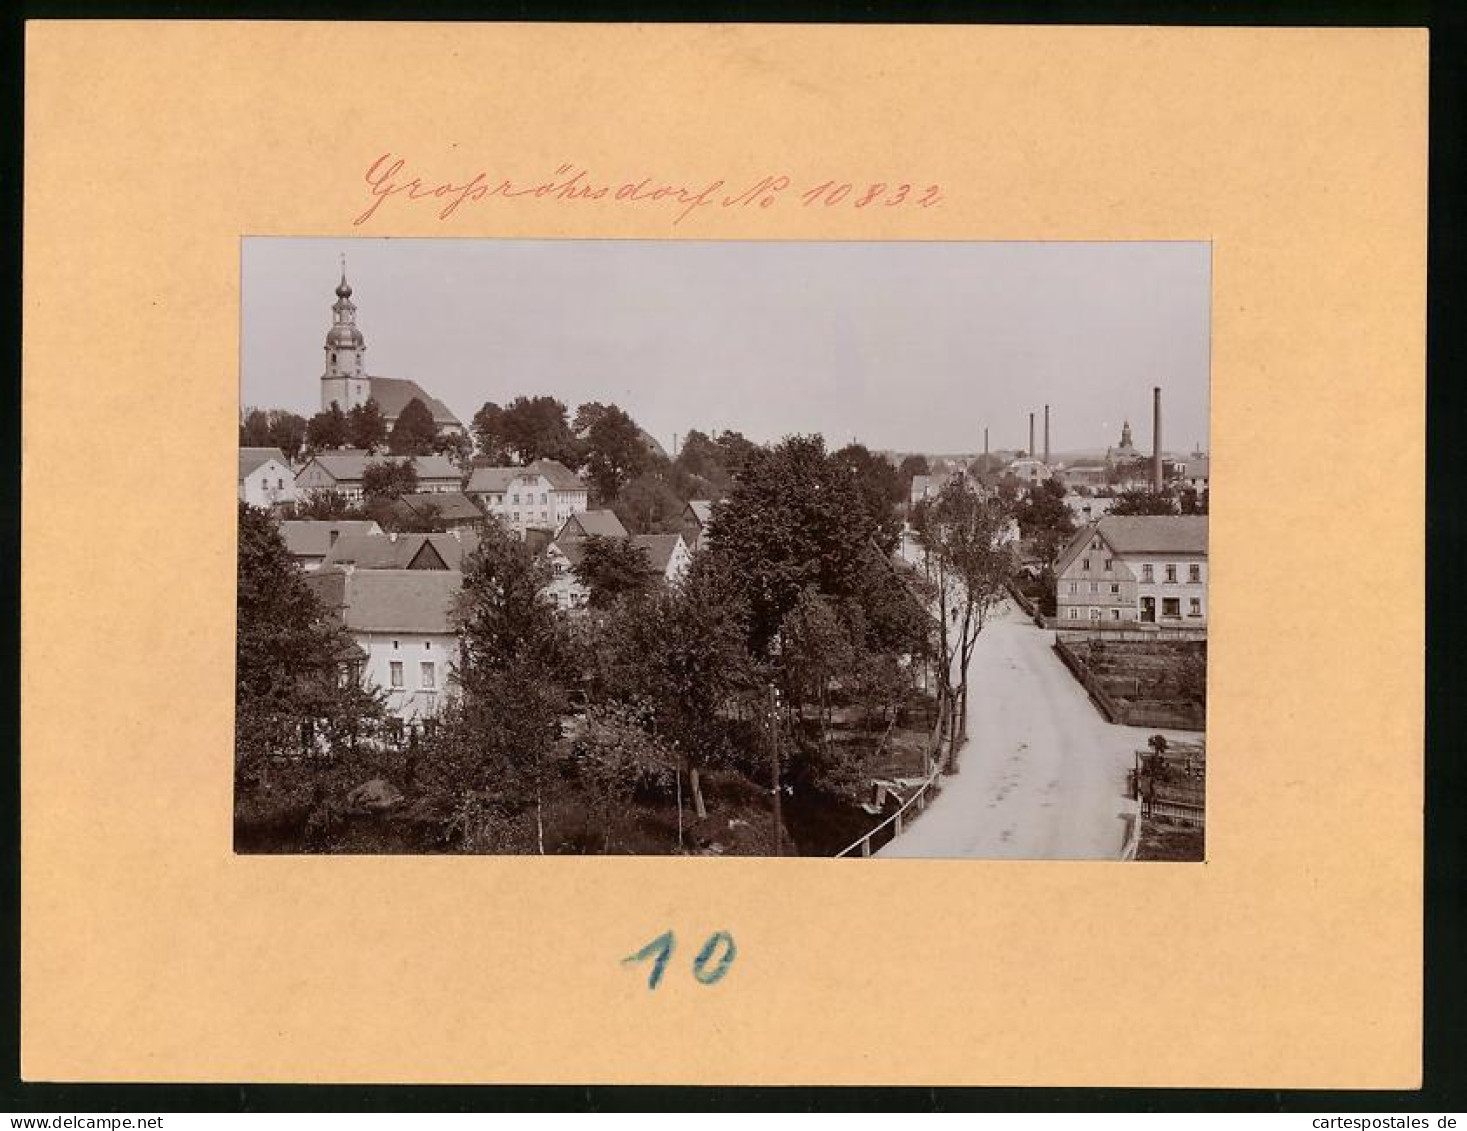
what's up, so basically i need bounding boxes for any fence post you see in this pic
[861,838,871,858]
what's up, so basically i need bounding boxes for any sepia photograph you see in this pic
[236,238,1210,859]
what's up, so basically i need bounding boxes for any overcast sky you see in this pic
[241,238,1210,457]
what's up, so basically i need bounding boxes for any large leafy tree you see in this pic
[471,401,514,465]
[347,398,388,452]
[235,504,382,793]
[500,395,581,467]
[706,434,875,655]
[240,408,308,462]
[1014,477,1077,566]
[305,402,350,452]
[361,458,418,503]
[432,522,567,853]
[583,404,652,503]
[388,396,439,456]
[573,535,653,609]
[613,469,684,534]
[832,442,905,555]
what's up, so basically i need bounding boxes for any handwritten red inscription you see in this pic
[354,155,944,228]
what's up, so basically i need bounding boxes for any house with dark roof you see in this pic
[387,491,485,532]
[239,447,297,509]
[556,509,628,542]
[277,519,384,571]
[681,500,714,551]
[305,566,462,732]
[467,458,589,538]
[322,529,482,572]
[1055,515,1208,629]
[294,451,463,503]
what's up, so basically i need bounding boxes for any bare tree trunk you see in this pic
[536,787,545,855]
[690,766,708,819]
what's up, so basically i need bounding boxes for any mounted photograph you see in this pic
[235,238,1210,859]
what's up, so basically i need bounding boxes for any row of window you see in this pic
[1069,582,1123,595]
[388,660,436,690]
[1066,597,1203,620]
[1079,558,1202,584]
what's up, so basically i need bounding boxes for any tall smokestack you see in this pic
[984,427,989,458]
[1152,386,1163,491]
[1044,404,1051,466]
[1028,412,1035,458]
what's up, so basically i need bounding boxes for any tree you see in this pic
[432,428,474,468]
[240,408,308,462]
[898,453,930,490]
[347,398,388,452]
[440,522,567,853]
[706,434,875,655]
[501,395,580,467]
[472,401,514,465]
[388,397,438,456]
[305,402,350,452]
[572,401,613,437]
[583,404,653,503]
[1178,486,1209,515]
[235,504,382,798]
[613,470,684,534]
[912,481,1014,768]
[361,458,418,503]
[1015,478,1077,567]
[573,535,654,609]
[294,489,362,521]
[1110,486,1179,516]
[570,703,676,850]
[833,443,904,555]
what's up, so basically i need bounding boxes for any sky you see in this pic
[241,238,1211,457]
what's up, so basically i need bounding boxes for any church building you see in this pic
[320,266,464,436]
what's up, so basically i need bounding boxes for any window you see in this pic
[1162,597,1181,618]
[1165,564,1178,583]
[1068,607,1079,620]
[1092,538,1101,550]
[421,662,435,690]
[1189,597,1202,617]
[1142,564,1154,583]
[512,493,520,504]
[1089,608,1103,620]
[387,718,404,743]
[277,478,284,490]
[1068,582,1078,594]
[1110,583,1120,594]
[390,661,403,688]
[1089,582,1099,594]
[392,640,399,650]
[1189,563,1201,584]
[1082,558,1091,572]
[541,493,548,504]
[1111,609,1122,620]
[1104,558,1114,572]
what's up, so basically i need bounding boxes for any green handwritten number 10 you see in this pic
[624,930,737,989]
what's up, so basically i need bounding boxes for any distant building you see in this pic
[294,451,462,503]
[322,530,481,572]
[386,491,485,532]
[909,475,936,506]
[1064,493,1115,525]
[239,447,297,508]
[1055,515,1208,628]
[306,567,461,737]
[543,531,691,613]
[680,500,714,551]
[1005,457,1053,485]
[1057,463,1109,490]
[467,458,589,538]
[1178,456,1210,492]
[317,268,464,435]
[278,519,384,571]
[556,509,629,542]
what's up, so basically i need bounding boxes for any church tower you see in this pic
[320,260,370,414]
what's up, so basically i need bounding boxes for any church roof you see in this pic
[367,377,462,427]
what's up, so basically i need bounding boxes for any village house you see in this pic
[1056,462,1109,490]
[681,500,714,552]
[1055,515,1208,629]
[1178,456,1210,493]
[322,529,481,572]
[467,458,589,538]
[294,451,463,503]
[386,491,485,532]
[239,447,298,509]
[1005,456,1054,486]
[556,509,629,542]
[278,519,384,571]
[544,531,692,613]
[305,566,462,740]
[1063,492,1116,525]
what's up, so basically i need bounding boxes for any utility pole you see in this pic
[769,683,783,856]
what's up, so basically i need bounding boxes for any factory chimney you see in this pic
[1152,386,1163,491]
[1044,404,1051,466]
[984,426,989,459]
[1028,412,1035,458]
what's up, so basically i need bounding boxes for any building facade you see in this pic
[294,451,463,503]
[239,448,298,508]
[467,459,589,538]
[1055,515,1208,629]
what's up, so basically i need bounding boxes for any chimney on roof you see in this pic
[1152,386,1163,491]
[1028,412,1035,458]
[1044,404,1051,466]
